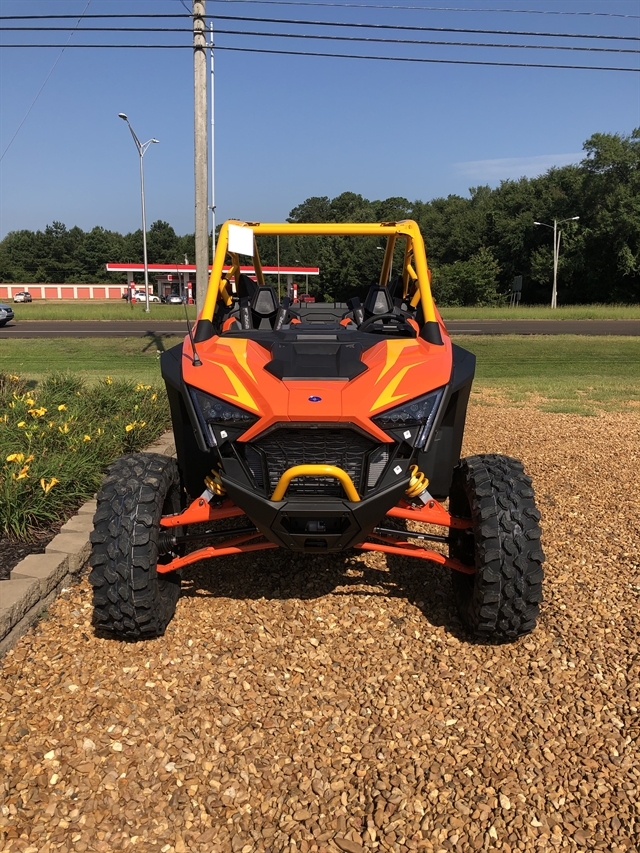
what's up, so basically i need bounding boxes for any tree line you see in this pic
[1,128,638,305]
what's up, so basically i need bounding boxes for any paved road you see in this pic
[0,319,639,338]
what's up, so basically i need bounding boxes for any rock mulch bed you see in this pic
[0,406,638,853]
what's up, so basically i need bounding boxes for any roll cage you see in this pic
[193,219,443,346]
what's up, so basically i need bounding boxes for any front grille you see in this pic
[246,426,380,498]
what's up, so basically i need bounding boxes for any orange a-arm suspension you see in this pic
[157,494,473,575]
[158,497,276,574]
[356,498,475,574]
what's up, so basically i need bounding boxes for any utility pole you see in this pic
[193,0,208,309]
[209,20,216,262]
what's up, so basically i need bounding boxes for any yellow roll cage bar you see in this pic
[199,220,439,333]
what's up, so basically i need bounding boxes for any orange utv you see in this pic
[90,220,544,642]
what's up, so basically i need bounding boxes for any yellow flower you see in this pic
[1,414,7,422]
[105,376,113,385]
[40,477,59,494]
[58,423,69,434]
[97,427,103,435]
[48,421,55,428]
[17,421,26,428]
[83,435,91,442]
[9,374,19,381]
[125,423,135,433]
[6,453,25,463]
[139,421,146,428]
[28,407,47,418]
[25,455,34,463]
[151,393,157,402]
[8,401,14,409]
[135,383,144,392]
[12,465,29,481]
[26,397,35,406]
[58,404,66,411]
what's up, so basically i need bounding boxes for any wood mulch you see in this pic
[1,405,639,853]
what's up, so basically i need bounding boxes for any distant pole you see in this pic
[209,20,216,261]
[552,223,561,309]
[534,216,579,309]
[118,113,158,314]
[193,0,208,310]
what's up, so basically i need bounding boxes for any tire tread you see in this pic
[89,452,182,640]
[450,453,545,641]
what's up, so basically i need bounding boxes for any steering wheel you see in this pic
[359,312,406,332]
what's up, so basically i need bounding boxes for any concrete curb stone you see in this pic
[0,431,176,656]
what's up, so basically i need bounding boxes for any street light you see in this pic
[534,217,580,308]
[118,113,159,314]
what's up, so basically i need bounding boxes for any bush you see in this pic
[0,372,171,539]
[431,247,505,307]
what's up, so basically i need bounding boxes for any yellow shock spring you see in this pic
[405,464,429,499]
[204,469,226,497]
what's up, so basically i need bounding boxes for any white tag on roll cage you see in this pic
[228,224,254,257]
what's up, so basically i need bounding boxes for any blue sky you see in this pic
[0,0,638,239]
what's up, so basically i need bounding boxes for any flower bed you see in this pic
[0,373,171,542]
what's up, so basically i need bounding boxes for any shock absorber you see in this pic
[196,468,226,506]
[405,465,433,505]
[204,468,226,498]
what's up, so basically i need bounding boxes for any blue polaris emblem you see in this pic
[308,396,322,402]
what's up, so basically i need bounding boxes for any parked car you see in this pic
[0,304,15,327]
[165,293,185,304]
[13,291,32,303]
[122,290,161,303]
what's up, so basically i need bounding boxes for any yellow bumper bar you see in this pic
[270,465,361,502]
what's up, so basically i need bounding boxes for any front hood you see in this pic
[182,332,452,443]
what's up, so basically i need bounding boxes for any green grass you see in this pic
[10,302,197,321]
[458,334,640,414]
[0,336,185,384]
[2,333,638,415]
[440,304,640,320]
[10,301,640,322]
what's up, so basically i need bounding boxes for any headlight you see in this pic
[190,388,258,445]
[372,388,443,448]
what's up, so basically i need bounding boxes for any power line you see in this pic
[209,1,640,19]
[4,26,639,53]
[208,14,640,41]
[1,4,638,20]
[218,45,640,71]
[8,26,637,54]
[0,43,637,73]
[1,14,637,41]
[0,0,93,163]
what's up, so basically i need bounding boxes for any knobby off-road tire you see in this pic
[89,453,183,640]
[448,454,544,642]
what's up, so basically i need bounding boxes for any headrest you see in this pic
[364,285,394,317]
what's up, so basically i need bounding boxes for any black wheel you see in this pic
[89,452,184,639]
[448,454,544,642]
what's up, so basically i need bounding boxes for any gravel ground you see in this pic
[1,405,639,853]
